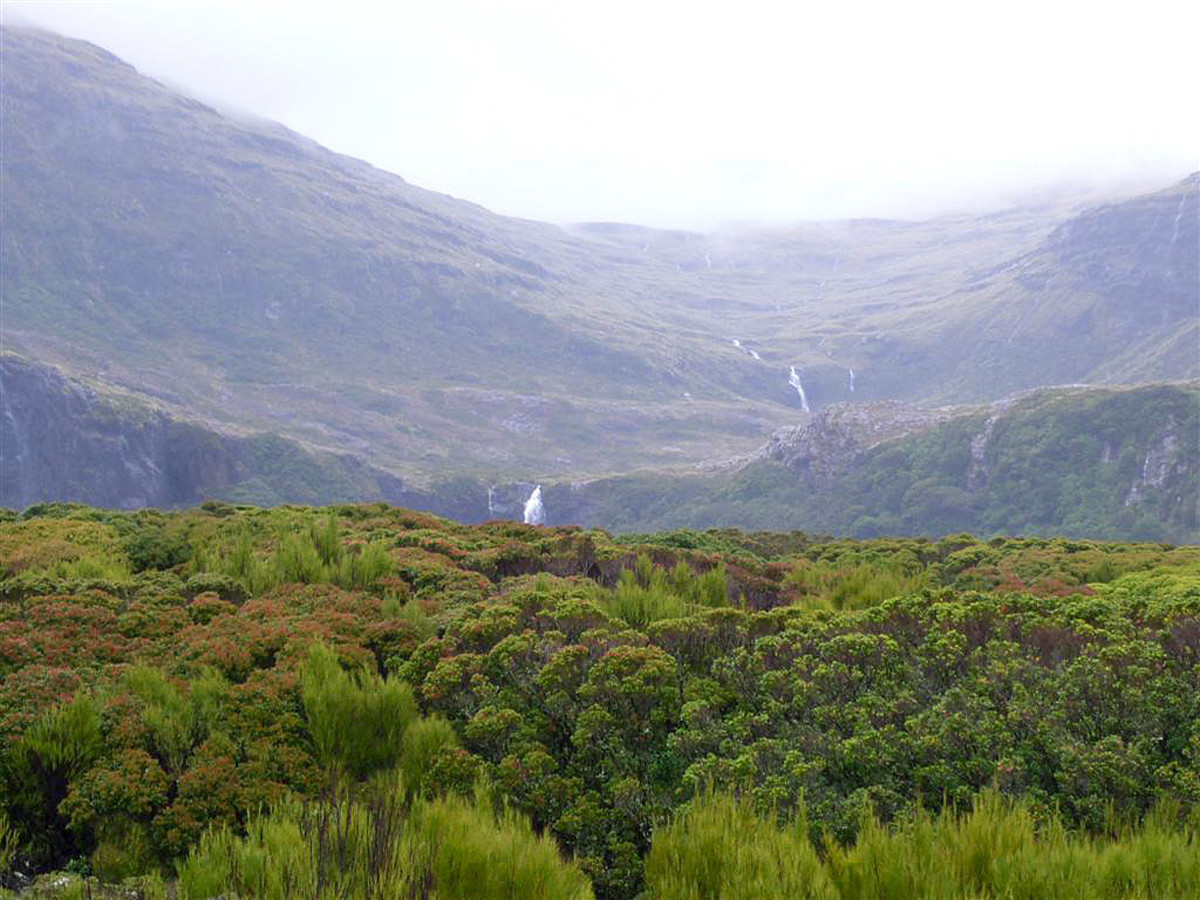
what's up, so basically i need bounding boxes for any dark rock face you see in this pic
[2,354,185,508]
[0,354,439,512]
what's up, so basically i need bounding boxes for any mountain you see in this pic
[1,25,1196,525]
[0,25,786,481]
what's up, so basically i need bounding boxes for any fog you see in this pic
[6,0,1198,229]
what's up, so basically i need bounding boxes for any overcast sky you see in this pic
[6,0,1199,228]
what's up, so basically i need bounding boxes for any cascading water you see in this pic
[731,339,762,360]
[523,485,545,525]
[848,367,856,393]
[788,366,812,413]
[1170,194,1188,249]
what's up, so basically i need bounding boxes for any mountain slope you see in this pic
[1,25,1196,495]
[0,26,786,479]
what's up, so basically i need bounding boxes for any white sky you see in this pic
[5,0,1199,228]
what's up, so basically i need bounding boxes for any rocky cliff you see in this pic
[2,354,1195,541]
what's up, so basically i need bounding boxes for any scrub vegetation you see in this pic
[1,502,1198,897]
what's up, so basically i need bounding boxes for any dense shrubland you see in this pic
[1,502,1198,897]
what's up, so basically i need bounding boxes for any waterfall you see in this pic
[486,485,498,516]
[848,367,856,393]
[523,485,545,525]
[704,253,712,269]
[1170,194,1188,250]
[788,366,812,413]
[732,339,761,361]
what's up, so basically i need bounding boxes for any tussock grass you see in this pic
[600,555,732,627]
[788,558,925,611]
[177,781,593,900]
[647,790,1200,900]
[300,643,417,780]
[646,789,835,899]
[202,517,394,596]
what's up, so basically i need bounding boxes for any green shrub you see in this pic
[123,526,192,572]
[184,572,246,602]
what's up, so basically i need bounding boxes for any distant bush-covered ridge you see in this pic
[558,382,1200,542]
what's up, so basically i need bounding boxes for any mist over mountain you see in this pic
[1,25,1197,537]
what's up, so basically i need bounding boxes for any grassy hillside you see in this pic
[2,25,1195,489]
[2,503,1199,897]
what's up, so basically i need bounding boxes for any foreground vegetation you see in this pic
[2,502,1199,897]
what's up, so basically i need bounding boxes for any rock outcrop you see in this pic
[757,400,961,484]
